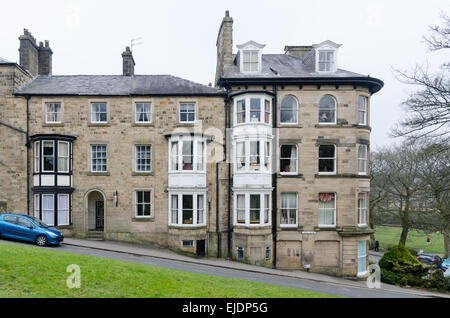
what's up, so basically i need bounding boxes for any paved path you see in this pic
[2,238,448,298]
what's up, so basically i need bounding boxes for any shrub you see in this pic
[380,268,403,285]
[423,269,447,291]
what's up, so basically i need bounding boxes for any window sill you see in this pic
[279,123,303,128]
[88,123,110,127]
[279,226,301,231]
[168,225,207,230]
[132,171,154,176]
[315,226,337,231]
[42,123,65,127]
[176,123,196,127]
[315,173,370,179]
[132,217,154,222]
[87,172,110,176]
[315,124,372,130]
[132,123,154,127]
[278,173,303,178]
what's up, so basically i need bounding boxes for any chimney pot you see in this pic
[225,10,229,17]
[39,41,43,47]
[45,40,49,47]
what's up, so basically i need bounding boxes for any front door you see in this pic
[196,239,205,257]
[95,201,104,229]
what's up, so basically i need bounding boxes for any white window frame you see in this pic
[90,145,107,172]
[318,50,334,72]
[34,141,40,173]
[168,192,207,227]
[42,140,55,172]
[233,138,271,173]
[358,145,368,175]
[135,190,153,218]
[280,193,298,228]
[318,144,337,175]
[134,144,152,172]
[280,95,299,125]
[233,192,272,227]
[42,194,54,226]
[45,102,62,124]
[34,194,40,218]
[135,102,152,124]
[90,102,108,123]
[57,194,70,226]
[358,240,367,275]
[233,95,272,126]
[168,136,206,173]
[358,192,368,227]
[242,50,259,73]
[179,102,196,123]
[280,144,298,175]
[318,193,337,228]
[318,95,337,125]
[58,141,70,173]
[358,96,368,126]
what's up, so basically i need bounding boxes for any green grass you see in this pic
[0,241,339,298]
[374,226,445,254]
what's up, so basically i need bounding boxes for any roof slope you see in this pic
[0,57,14,64]
[14,75,224,96]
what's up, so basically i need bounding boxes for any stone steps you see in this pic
[86,231,104,241]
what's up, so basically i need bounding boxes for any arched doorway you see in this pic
[85,189,106,232]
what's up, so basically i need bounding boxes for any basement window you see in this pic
[237,247,244,260]
[182,240,194,247]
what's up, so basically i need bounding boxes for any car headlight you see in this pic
[45,231,58,237]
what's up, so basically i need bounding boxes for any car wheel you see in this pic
[36,235,48,247]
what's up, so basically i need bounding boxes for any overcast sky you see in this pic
[1,0,448,149]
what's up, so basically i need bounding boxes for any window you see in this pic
[171,141,178,170]
[135,190,152,217]
[196,141,204,171]
[250,98,261,122]
[358,240,367,274]
[182,240,194,247]
[319,95,336,124]
[34,141,40,173]
[243,50,258,72]
[135,145,152,172]
[58,141,69,173]
[249,141,260,171]
[42,141,54,172]
[91,103,107,123]
[234,96,271,125]
[358,96,367,125]
[236,100,246,124]
[17,216,33,228]
[45,103,62,123]
[91,145,107,172]
[318,145,336,174]
[42,194,54,226]
[318,193,336,227]
[236,142,246,171]
[57,194,69,225]
[280,193,298,227]
[182,140,193,170]
[265,247,271,260]
[264,142,270,171]
[170,138,206,172]
[358,145,368,175]
[280,145,297,174]
[169,193,206,226]
[280,96,298,124]
[358,193,367,226]
[179,103,195,123]
[34,194,40,218]
[234,193,271,226]
[135,102,152,123]
[318,51,334,72]
[236,194,245,224]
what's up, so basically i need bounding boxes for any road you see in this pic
[0,239,431,298]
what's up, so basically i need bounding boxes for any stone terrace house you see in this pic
[0,12,383,277]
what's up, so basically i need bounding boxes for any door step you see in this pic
[86,231,104,241]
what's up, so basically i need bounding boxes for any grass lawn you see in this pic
[0,241,339,298]
[374,225,445,254]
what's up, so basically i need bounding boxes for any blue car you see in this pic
[442,257,450,271]
[0,213,63,246]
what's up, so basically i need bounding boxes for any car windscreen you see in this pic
[28,216,50,228]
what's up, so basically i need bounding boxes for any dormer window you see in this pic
[237,41,265,73]
[313,40,342,73]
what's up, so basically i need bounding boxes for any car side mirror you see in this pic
[27,225,34,230]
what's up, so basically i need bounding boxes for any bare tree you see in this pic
[392,14,450,141]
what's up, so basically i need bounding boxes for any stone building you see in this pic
[0,11,383,277]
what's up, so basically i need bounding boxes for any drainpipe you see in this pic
[272,85,278,268]
[226,86,232,259]
[26,95,31,215]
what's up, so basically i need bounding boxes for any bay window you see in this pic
[358,145,368,175]
[42,194,55,226]
[318,193,336,227]
[280,193,298,227]
[358,193,367,226]
[169,193,206,226]
[58,141,69,173]
[234,139,271,173]
[233,192,271,226]
[57,194,70,225]
[169,137,205,172]
[34,193,71,226]
[318,145,336,174]
[249,141,260,171]
[42,141,54,172]
[358,96,367,125]
[34,141,40,172]
[234,95,271,125]
[358,240,367,274]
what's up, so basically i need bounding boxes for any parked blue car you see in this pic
[442,257,450,271]
[0,213,63,246]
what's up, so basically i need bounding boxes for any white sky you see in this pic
[1,0,448,149]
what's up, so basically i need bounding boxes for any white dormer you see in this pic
[237,41,265,73]
[312,40,342,73]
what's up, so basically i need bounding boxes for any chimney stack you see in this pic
[38,40,53,75]
[18,29,39,76]
[122,46,135,76]
[284,45,313,59]
[215,10,233,86]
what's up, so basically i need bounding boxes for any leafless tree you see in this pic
[392,14,450,141]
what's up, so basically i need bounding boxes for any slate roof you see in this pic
[14,75,224,96]
[223,53,366,79]
[0,57,14,64]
